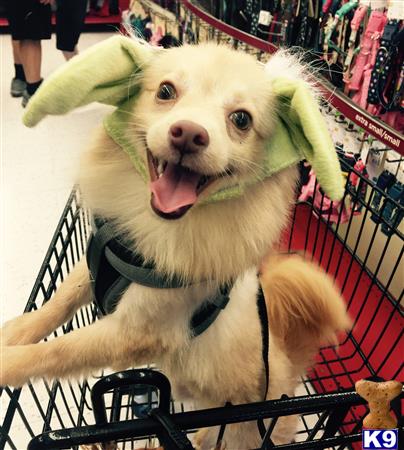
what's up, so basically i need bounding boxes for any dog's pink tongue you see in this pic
[150,163,201,213]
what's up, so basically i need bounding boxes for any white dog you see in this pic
[1,38,350,449]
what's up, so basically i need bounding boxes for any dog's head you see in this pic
[23,37,343,281]
[131,43,277,220]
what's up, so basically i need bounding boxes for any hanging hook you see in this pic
[345,122,357,132]
[335,113,347,124]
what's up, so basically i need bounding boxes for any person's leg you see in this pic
[62,48,79,61]
[10,39,26,97]
[11,39,22,64]
[56,0,87,61]
[20,0,52,107]
[7,0,52,105]
[19,40,42,84]
[19,40,44,106]
[7,0,26,97]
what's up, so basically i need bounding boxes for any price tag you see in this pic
[258,10,272,26]
[366,146,387,179]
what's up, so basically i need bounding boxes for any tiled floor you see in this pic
[1,32,114,324]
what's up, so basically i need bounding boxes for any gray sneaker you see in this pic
[21,89,31,108]
[10,78,27,97]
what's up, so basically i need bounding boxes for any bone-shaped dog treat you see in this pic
[355,379,402,429]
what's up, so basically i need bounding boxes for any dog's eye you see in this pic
[229,111,252,130]
[157,82,177,100]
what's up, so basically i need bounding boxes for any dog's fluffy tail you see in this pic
[260,255,351,374]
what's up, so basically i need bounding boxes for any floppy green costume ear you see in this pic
[23,35,154,126]
[262,78,344,200]
[23,36,344,201]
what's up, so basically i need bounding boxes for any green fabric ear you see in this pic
[23,35,154,127]
[264,78,344,201]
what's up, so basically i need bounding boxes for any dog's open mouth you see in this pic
[147,150,213,220]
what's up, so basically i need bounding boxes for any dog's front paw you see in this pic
[1,313,42,346]
[0,345,34,388]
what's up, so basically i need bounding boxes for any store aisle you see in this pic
[1,32,115,323]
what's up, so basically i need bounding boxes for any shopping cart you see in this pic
[0,155,402,450]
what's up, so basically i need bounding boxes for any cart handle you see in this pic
[91,369,172,425]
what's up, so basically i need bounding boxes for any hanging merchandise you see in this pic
[297,93,403,230]
[370,169,397,219]
[298,167,351,224]
[182,9,197,43]
[381,183,404,234]
[198,0,404,138]
[379,180,404,234]
[124,0,180,46]
[348,10,388,111]
[349,158,369,214]
[318,1,403,132]
[368,147,404,234]
[343,3,369,85]
[323,0,359,66]
[367,23,404,130]
[245,0,261,36]
[153,0,176,13]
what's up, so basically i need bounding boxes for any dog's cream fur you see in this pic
[0,43,350,449]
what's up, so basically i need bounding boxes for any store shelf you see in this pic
[182,0,404,156]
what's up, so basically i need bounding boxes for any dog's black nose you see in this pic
[169,120,210,154]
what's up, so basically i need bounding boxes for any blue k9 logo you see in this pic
[362,429,398,449]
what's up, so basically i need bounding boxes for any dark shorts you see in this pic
[56,0,87,52]
[6,0,87,51]
[6,0,52,41]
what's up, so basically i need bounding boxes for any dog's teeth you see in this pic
[157,161,164,176]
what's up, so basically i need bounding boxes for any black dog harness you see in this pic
[86,217,269,399]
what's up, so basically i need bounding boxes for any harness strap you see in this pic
[104,246,185,289]
[89,218,186,290]
[190,284,232,337]
[87,217,235,337]
[216,401,232,448]
[257,284,270,402]
[101,275,131,316]
[87,219,118,280]
[215,284,270,445]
